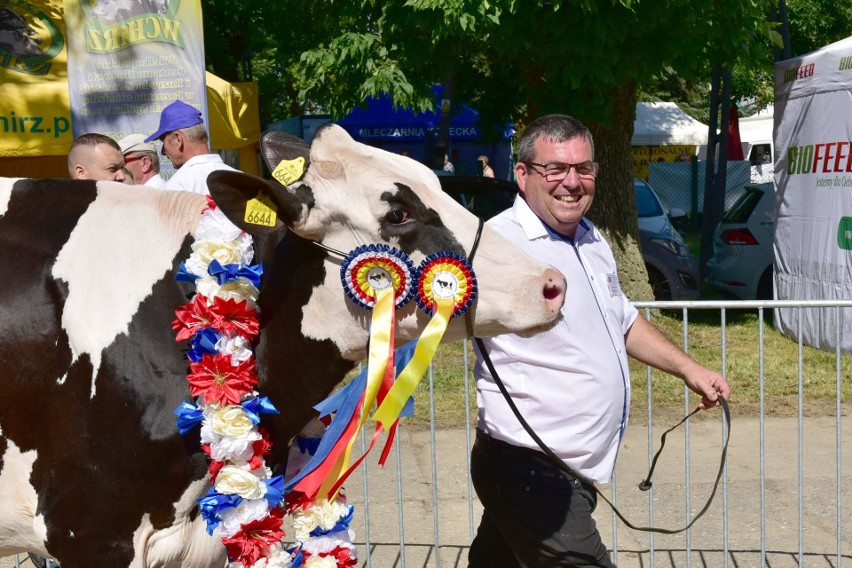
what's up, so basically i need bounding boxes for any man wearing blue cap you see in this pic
[145,100,237,195]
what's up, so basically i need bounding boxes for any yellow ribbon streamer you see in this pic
[373,296,454,428]
[319,286,395,499]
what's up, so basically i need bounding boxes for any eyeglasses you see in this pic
[524,160,599,182]
[123,154,146,164]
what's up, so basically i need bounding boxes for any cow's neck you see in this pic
[253,231,357,469]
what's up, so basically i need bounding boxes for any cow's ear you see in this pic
[260,130,311,182]
[207,170,307,235]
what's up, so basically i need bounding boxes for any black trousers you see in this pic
[469,430,617,568]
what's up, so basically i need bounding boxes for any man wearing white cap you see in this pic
[145,99,236,195]
[117,133,165,188]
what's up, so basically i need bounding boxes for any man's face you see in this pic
[74,143,126,182]
[159,131,184,168]
[515,135,596,238]
[123,152,149,184]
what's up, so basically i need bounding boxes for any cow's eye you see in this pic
[385,205,411,225]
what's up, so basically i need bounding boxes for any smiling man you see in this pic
[470,114,730,568]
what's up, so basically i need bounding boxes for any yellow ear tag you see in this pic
[272,156,306,186]
[244,193,278,227]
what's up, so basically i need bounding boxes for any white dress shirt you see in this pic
[164,154,237,195]
[475,195,638,483]
[144,173,166,189]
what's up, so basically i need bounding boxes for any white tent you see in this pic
[632,102,709,146]
[739,104,774,147]
[774,35,852,352]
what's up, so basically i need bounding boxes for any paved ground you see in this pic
[3,414,851,567]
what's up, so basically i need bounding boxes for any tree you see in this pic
[213,1,773,299]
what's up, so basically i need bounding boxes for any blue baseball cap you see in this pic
[144,100,203,142]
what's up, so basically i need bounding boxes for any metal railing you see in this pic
[10,300,850,568]
[343,299,850,568]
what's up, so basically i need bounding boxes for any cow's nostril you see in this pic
[544,284,562,301]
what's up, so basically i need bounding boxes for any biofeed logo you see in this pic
[785,142,852,176]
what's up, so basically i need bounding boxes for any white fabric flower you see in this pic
[215,333,255,365]
[196,208,245,242]
[217,498,271,537]
[196,276,260,307]
[201,423,262,463]
[305,556,338,568]
[215,465,267,500]
[206,404,255,438]
[292,500,352,542]
[300,530,356,556]
[185,235,254,277]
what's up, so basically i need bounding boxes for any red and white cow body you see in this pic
[0,124,564,566]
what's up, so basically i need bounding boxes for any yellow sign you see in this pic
[632,145,695,179]
[0,0,73,157]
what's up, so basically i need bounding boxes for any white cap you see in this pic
[118,133,157,155]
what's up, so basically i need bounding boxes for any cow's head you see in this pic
[208,124,564,361]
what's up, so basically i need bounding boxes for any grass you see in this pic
[400,308,851,429]
[349,231,850,429]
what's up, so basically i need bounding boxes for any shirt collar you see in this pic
[512,194,590,243]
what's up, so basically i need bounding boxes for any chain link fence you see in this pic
[646,160,773,221]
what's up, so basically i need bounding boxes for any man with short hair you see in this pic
[469,114,730,568]
[145,100,236,194]
[117,133,165,188]
[67,133,126,181]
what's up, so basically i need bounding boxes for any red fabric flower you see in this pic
[211,296,260,339]
[208,459,225,482]
[222,510,285,566]
[203,195,218,213]
[249,428,273,470]
[172,294,218,342]
[187,353,258,405]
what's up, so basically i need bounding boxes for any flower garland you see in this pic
[172,198,356,568]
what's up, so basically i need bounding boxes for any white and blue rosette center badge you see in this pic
[340,244,416,309]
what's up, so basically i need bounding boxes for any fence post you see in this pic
[690,155,699,232]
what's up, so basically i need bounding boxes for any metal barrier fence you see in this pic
[341,299,850,568]
[10,300,850,568]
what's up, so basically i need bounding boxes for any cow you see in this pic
[0,124,565,567]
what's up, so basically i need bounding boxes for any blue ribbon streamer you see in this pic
[208,260,264,286]
[284,340,418,492]
[197,488,242,535]
[174,401,204,435]
[289,547,304,567]
[241,396,280,425]
[187,327,221,362]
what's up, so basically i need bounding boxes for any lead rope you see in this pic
[475,335,730,534]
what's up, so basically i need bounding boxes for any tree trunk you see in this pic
[587,85,654,301]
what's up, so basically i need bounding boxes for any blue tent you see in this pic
[336,94,514,179]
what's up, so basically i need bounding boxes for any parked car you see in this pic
[437,175,518,220]
[634,178,701,301]
[438,176,700,301]
[706,182,775,300]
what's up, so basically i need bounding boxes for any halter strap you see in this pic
[474,336,731,534]
[464,217,485,337]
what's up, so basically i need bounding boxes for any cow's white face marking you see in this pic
[291,126,563,359]
[0,178,21,218]
[51,185,206,398]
